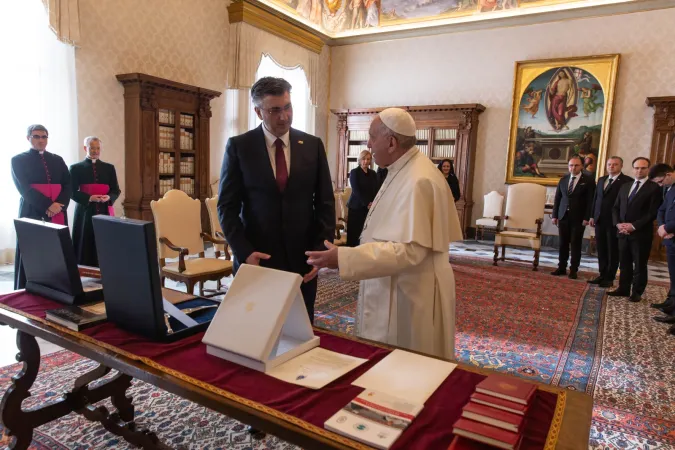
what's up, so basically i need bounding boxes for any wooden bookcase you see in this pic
[647,96,675,261]
[116,73,221,229]
[332,104,485,237]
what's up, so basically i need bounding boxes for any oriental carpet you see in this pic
[1,255,673,449]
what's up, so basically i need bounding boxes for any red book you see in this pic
[475,375,536,405]
[448,435,521,450]
[452,418,522,450]
[470,392,528,416]
[462,401,524,432]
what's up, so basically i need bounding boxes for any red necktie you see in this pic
[275,138,288,192]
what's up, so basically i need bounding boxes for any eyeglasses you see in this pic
[260,103,292,115]
[31,135,48,140]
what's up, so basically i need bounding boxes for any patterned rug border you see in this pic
[551,284,606,394]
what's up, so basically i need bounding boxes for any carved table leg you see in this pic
[1,331,40,449]
[0,331,166,449]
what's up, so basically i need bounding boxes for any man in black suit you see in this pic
[218,77,335,323]
[651,165,675,327]
[588,157,633,288]
[608,157,663,302]
[551,155,596,279]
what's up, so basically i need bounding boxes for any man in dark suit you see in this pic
[608,157,662,302]
[588,156,633,288]
[218,77,335,323]
[551,155,596,279]
[651,164,675,333]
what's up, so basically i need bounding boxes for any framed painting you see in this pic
[505,54,620,186]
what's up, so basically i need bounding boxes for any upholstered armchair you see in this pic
[205,196,229,260]
[334,187,352,246]
[209,178,220,198]
[150,190,233,296]
[475,191,504,241]
[493,183,547,271]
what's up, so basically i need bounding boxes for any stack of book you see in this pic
[450,374,536,449]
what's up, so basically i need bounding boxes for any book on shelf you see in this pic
[469,392,529,416]
[435,128,457,140]
[475,375,536,405]
[415,129,429,140]
[324,389,423,450]
[45,303,106,331]
[180,113,194,128]
[452,418,522,450]
[180,130,194,150]
[349,130,369,141]
[159,109,175,125]
[461,401,524,433]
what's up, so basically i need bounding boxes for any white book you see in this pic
[352,349,456,405]
[325,389,422,450]
[202,264,320,372]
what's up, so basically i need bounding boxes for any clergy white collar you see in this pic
[262,123,290,149]
[385,147,418,175]
[87,156,98,164]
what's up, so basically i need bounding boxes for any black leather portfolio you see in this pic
[14,218,103,305]
[92,215,218,342]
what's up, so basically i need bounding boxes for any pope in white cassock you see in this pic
[306,108,463,359]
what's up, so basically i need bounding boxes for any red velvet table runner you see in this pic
[0,292,563,450]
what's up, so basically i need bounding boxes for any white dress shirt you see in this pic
[628,177,648,197]
[568,173,581,193]
[262,124,291,178]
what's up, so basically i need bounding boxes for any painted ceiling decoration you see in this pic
[245,0,672,41]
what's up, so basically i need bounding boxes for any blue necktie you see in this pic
[628,181,641,202]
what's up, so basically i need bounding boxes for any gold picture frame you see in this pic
[505,54,620,186]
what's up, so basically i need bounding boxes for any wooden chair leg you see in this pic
[533,249,540,271]
[501,245,506,261]
[186,281,194,295]
[476,226,481,241]
[493,244,499,266]
[199,281,205,297]
[217,279,221,290]
[160,276,165,287]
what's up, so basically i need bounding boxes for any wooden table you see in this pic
[0,299,592,450]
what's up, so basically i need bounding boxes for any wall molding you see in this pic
[227,0,326,53]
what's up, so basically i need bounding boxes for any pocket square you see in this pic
[298,140,304,144]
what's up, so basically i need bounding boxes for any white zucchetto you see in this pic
[379,108,416,137]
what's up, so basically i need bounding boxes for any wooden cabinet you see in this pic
[116,73,220,229]
[332,104,485,237]
[647,96,675,261]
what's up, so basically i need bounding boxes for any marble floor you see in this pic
[453,240,671,283]
[0,240,670,369]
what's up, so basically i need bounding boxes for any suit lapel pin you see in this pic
[298,140,304,144]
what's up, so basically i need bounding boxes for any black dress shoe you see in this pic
[607,289,630,297]
[653,315,675,324]
[629,294,642,303]
[568,271,578,280]
[588,276,604,284]
[550,268,566,276]
[599,280,614,288]
[663,304,675,315]
[651,298,675,309]
[669,324,675,336]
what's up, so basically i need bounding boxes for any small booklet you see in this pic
[45,303,106,331]
[266,347,367,389]
[325,389,423,450]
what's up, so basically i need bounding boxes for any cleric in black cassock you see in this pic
[70,136,120,266]
[11,124,71,289]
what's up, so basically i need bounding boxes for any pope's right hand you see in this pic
[245,252,271,265]
[551,218,559,226]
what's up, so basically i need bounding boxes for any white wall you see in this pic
[328,8,675,223]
